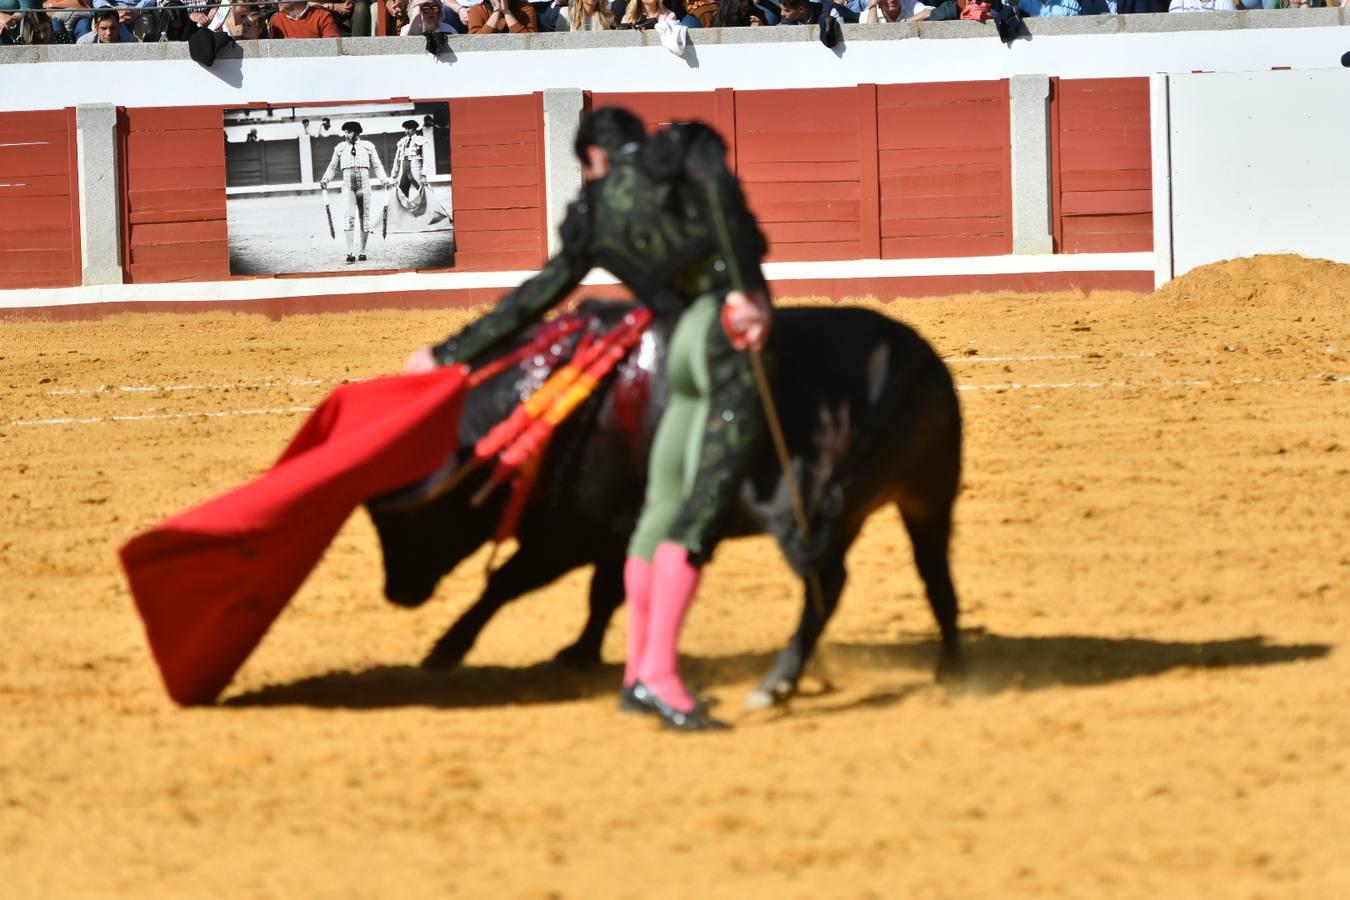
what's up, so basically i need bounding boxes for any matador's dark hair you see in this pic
[573,108,647,165]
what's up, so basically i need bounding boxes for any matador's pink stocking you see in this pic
[637,541,701,713]
[622,556,652,687]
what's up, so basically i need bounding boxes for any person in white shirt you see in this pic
[866,0,930,22]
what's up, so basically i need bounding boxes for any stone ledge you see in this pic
[1122,10,1239,32]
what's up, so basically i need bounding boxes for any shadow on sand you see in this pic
[223,629,1331,711]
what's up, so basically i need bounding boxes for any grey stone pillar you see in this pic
[1009,75,1054,256]
[541,88,585,257]
[75,103,123,285]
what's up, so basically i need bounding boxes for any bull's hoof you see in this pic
[935,648,966,686]
[744,678,794,711]
[551,643,602,671]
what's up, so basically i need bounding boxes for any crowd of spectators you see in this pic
[1,0,1343,46]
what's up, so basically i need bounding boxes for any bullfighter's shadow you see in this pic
[223,630,1330,711]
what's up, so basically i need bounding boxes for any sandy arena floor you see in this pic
[2,254,1348,899]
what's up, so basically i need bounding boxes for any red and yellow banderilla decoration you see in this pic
[470,307,653,510]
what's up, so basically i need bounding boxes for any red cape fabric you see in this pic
[119,367,468,706]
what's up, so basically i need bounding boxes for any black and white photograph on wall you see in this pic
[224,101,454,275]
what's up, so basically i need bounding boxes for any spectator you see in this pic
[2,9,55,42]
[865,0,930,21]
[270,0,340,36]
[311,0,370,35]
[402,0,458,30]
[465,0,537,31]
[76,6,133,40]
[776,0,819,20]
[556,0,614,28]
[616,0,675,27]
[1018,0,1080,14]
[38,0,92,42]
[1168,0,1233,10]
[87,0,153,39]
[223,5,269,37]
[710,0,776,25]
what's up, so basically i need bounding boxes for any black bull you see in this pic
[369,300,963,707]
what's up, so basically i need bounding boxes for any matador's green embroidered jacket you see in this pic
[432,123,768,366]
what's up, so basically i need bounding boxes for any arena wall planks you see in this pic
[0,109,79,290]
[447,94,545,272]
[876,81,1012,260]
[1051,77,1153,255]
[120,106,231,284]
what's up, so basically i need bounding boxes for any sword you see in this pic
[322,189,335,240]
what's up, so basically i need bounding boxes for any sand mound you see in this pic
[1155,254,1350,309]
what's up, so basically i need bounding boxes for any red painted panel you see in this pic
[0,109,79,290]
[124,106,226,132]
[0,141,71,177]
[453,185,539,211]
[0,110,67,135]
[448,93,545,272]
[121,105,230,283]
[129,240,230,266]
[876,81,1011,259]
[741,163,861,185]
[1053,77,1152,255]
[734,88,864,264]
[452,96,540,135]
[736,88,857,131]
[453,165,539,189]
[588,92,720,133]
[453,142,539,169]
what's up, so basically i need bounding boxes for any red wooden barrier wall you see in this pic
[736,87,863,263]
[121,106,229,284]
[0,110,80,290]
[1050,77,1152,254]
[876,81,1012,259]
[448,94,547,271]
[4,80,1146,294]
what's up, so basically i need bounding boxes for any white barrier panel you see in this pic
[1168,68,1350,278]
[3,22,1350,113]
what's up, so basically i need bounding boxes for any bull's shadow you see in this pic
[222,630,1330,710]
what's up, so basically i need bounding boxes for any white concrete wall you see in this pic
[1166,68,1350,278]
[1,15,1347,113]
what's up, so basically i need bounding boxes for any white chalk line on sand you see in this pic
[10,374,1347,429]
[959,374,1347,393]
[9,406,315,428]
[44,377,334,397]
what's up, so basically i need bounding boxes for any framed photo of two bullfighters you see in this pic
[224,101,456,276]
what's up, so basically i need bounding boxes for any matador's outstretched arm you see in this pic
[432,200,592,367]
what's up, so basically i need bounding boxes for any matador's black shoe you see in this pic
[344,254,356,264]
[358,254,367,262]
[625,680,729,732]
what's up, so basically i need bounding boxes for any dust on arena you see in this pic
[3,254,1348,898]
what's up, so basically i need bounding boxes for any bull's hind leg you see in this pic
[746,555,848,709]
[899,503,963,682]
[552,546,626,669]
[422,543,582,670]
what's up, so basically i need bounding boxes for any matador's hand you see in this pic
[721,289,772,353]
[404,346,439,374]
